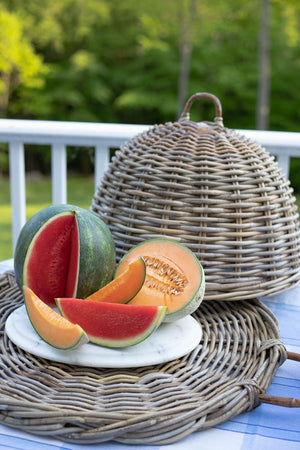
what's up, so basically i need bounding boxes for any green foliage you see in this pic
[1,0,300,171]
[0,145,8,174]
[0,5,47,116]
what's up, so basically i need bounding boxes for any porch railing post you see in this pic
[276,153,290,179]
[51,143,67,204]
[9,140,26,253]
[95,144,110,191]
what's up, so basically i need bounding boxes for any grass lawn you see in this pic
[0,174,95,260]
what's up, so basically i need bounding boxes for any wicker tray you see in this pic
[0,271,288,445]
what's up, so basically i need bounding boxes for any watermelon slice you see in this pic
[56,298,167,348]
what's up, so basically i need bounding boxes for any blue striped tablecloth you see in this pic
[0,259,299,450]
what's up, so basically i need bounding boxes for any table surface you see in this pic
[0,258,299,450]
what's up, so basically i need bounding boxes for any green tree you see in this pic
[0,6,47,117]
[2,0,300,132]
[256,0,271,130]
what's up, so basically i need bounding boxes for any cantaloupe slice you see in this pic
[115,238,205,322]
[85,257,146,303]
[56,298,167,348]
[23,286,88,350]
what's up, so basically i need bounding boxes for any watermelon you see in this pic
[14,204,116,305]
[56,298,167,348]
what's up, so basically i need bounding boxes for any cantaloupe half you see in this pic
[85,257,146,303]
[23,286,88,350]
[115,239,205,322]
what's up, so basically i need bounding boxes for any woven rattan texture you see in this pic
[0,272,286,445]
[91,119,300,301]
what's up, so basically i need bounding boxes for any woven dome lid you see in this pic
[91,92,300,301]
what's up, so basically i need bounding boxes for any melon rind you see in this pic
[75,208,116,299]
[14,204,116,304]
[56,298,168,348]
[116,238,205,322]
[164,262,205,322]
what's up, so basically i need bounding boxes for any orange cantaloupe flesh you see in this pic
[85,257,146,303]
[23,286,88,349]
[115,240,203,315]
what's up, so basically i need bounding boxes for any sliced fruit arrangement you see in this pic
[115,238,205,322]
[56,298,167,348]
[15,207,204,352]
[23,286,88,350]
[14,204,116,305]
[85,257,146,303]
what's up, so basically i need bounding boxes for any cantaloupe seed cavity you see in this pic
[143,255,188,296]
[117,238,205,321]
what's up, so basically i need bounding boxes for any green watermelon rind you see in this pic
[14,204,116,300]
[56,299,168,348]
[75,208,116,298]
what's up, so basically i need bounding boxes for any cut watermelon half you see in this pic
[14,204,115,305]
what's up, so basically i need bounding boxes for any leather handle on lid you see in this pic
[180,92,223,127]
[258,352,300,407]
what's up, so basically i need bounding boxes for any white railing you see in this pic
[1,118,300,253]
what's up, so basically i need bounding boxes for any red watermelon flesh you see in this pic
[14,204,116,306]
[56,298,167,348]
[26,213,79,304]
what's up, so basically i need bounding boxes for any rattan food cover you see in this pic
[91,92,300,301]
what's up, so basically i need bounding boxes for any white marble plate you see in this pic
[5,305,202,368]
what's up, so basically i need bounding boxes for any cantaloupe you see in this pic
[23,286,88,350]
[85,257,146,303]
[115,238,205,322]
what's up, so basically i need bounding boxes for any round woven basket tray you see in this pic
[91,92,300,302]
[0,271,287,445]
